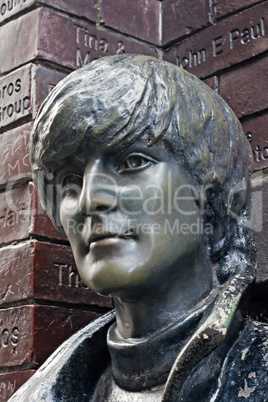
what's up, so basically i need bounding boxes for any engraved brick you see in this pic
[0,0,33,24]
[203,76,218,91]
[101,0,161,44]
[214,0,263,19]
[30,183,67,241]
[163,3,268,78]
[220,57,268,118]
[0,8,155,75]
[0,243,32,304]
[33,65,66,117]
[32,241,113,307]
[0,0,98,25]
[39,9,155,69]
[0,64,66,128]
[0,305,100,367]
[242,113,268,171]
[0,67,66,185]
[0,183,67,245]
[0,183,31,245]
[251,173,268,299]
[0,65,32,129]
[0,122,32,187]
[0,371,35,402]
[0,240,113,307]
[162,0,211,45]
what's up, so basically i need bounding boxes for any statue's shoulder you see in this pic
[178,317,268,402]
[9,310,115,402]
[218,317,268,401]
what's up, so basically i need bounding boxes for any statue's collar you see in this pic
[107,290,218,392]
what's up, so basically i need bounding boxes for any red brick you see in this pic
[32,241,112,307]
[0,371,35,402]
[220,57,268,118]
[0,65,67,188]
[33,65,67,117]
[0,305,99,367]
[39,8,155,69]
[0,14,38,75]
[162,0,211,45]
[101,0,161,45]
[0,64,67,128]
[0,243,32,304]
[0,183,31,245]
[251,173,268,299]
[203,76,218,91]
[241,113,268,171]
[0,8,155,75]
[0,240,113,307]
[0,183,68,245]
[100,0,211,46]
[40,0,98,22]
[214,0,264,19]
[0,122,32,187]
[0,64,32,129]
[0,0,98,25]
[163,3,267,78]
[30,183,68,241]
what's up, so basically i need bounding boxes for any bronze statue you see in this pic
[11,55,268,401]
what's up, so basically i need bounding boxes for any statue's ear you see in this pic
[226,177,252,223]
[201,174,251,221]
[199,176,254,285]
[198,176,225,243]
[198,176,240,267]
[198,173,222,213]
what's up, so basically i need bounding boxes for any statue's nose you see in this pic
[78,161,117,216]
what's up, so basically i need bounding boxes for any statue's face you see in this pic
[59,135,205,300]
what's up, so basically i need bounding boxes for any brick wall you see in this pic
[0,1,267,399]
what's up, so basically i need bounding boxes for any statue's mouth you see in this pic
[88,229,135,248]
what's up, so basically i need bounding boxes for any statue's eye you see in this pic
[62,173,83,190]
[118,153,157,173]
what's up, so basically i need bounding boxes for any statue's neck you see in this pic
[107,248,215,390]
[107,289,217,391]
[113,256,214,340]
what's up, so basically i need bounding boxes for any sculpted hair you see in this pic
[30,54,255,284]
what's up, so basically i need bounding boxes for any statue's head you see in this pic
[30,55,255,302]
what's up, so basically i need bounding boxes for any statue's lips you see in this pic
[88,232,135,248]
